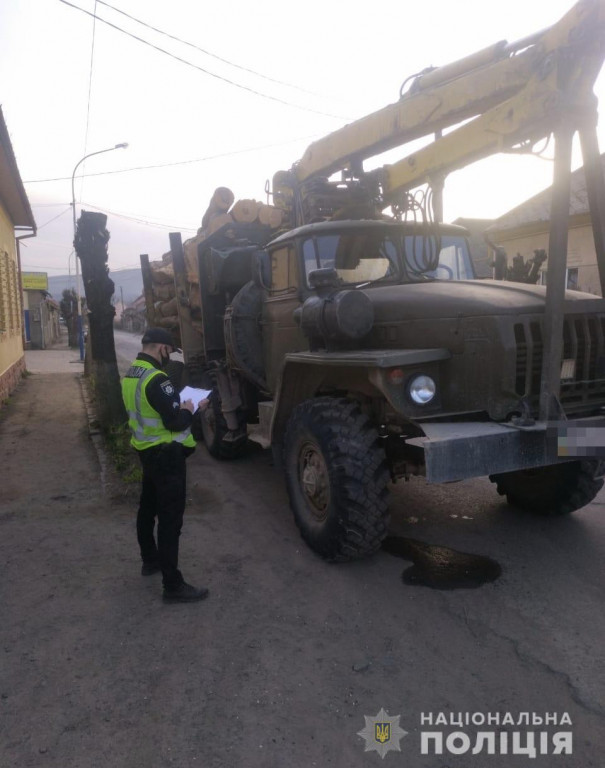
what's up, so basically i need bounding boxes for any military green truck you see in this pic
[141,0,605,560]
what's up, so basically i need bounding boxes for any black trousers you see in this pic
[136,442,191,589]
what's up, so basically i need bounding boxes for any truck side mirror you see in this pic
[253,250,271,289]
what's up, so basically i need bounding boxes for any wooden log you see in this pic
[231,199,261,223]
[215,186,235,211]
[183,233,205,283]
[207,212,234,235]
[201,187,235,228]
[154,314,179,329]
[189,286,202,310]
[153,283,176,301]
[158,296,178,317]
[150,262,174,284]
[258,203,285,228]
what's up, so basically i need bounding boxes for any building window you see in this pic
[0,251,20,334]
[567,268,579,290]
[539,267,579,290]
[0,251,8,332]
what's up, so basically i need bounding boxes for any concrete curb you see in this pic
[78,374,110,493]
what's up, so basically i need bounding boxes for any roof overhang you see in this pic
[0,106,36,230]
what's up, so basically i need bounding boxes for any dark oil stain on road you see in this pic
[382,536,501,590]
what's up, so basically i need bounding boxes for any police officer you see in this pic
[121,327,208,603]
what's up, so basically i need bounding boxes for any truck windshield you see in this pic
[303,231,400,287]
[302,230,474,286]
[403,235,474,280]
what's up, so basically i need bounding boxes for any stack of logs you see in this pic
[146,187,285,332]
[200,186,285,235]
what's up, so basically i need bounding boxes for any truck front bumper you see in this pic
[406,417,605,483]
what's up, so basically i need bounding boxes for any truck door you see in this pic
[261,243,308,391]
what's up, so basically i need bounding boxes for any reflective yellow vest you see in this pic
[121,359,195,450]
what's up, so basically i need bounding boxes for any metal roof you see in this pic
[486,154,605,235]
[0,106,36,230]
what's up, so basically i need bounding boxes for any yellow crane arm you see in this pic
[382,51,604,199]
[293,0,605,195]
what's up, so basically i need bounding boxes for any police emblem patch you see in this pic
[358,708,408,759]
[160,381,175,396]
[375,722,391,744]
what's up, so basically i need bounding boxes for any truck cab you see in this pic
[259,220,474,391]
[185,217,605,562]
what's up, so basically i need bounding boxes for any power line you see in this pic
[23,133,319,183]
[37,206,72,230]
[111,263,151,272]
[96,0,321,98]
[58,0,349,120]
[21,263,74,272]
[31,198,195,232]
[31,202,72,207]
[80,200,197,231]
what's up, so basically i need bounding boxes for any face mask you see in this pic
[160,348,170,368]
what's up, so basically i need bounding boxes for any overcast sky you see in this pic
[2,0,604,278]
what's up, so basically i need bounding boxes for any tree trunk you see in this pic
[74,210,127,429]
[60,290,79,348]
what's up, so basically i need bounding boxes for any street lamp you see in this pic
[71,142,128,361]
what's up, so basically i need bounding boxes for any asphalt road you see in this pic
[114,328,147,374]
[114,328,183,376]
[110,328,605,767]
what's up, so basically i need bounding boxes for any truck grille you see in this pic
[514,316,605,411]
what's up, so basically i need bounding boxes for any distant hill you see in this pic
[48,267,143,306]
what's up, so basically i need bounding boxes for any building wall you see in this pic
[24,290,60,349]
[489,219,601,296]
[0,201,25,402]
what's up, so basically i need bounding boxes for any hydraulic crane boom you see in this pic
[275,0,605,220]
[270,0,605,424]
[378,0,605,200]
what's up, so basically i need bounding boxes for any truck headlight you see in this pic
[408,375,436,405]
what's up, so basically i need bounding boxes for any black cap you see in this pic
[141,327,181,353]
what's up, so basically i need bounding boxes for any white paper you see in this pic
[179,386,211,412]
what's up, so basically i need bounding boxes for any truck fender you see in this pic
[269,348,451,448]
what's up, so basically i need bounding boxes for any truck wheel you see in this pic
[200,389,247,460]
[284,397,390,561]
[490,461,603,516]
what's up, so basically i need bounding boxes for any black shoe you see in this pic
[162,582,209,603]
[141,561,161,576]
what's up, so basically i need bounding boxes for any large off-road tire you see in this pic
[200,389,247,460]
[284,397,390,561]
[490,461,603,516]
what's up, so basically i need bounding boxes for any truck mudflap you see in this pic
[406,417,605,484]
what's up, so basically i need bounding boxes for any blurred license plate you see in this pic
[556,423,605,457]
